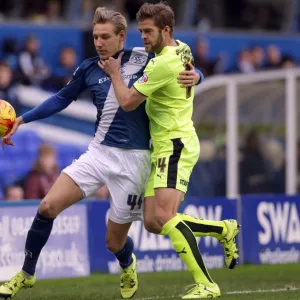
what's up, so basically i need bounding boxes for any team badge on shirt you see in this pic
[129,54,147,65]
[138,73,148,84]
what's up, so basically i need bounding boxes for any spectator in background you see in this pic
[236,49,255,73]
[263,139,285,194]
[281,54,295,68]
[195,2,212,32]
[265,45,281,69]
[76,0,94,25]
[3,185,24,201]
[18,34,50,86]
[74,0,125,25]
[45,0,62,23]
[43,47,77,91]
[0,62,20,114]
[2,39,19,71]
[240,130,270,194]
[250,45,264,71]
[22,0,65,23]
[194,39,218,77]
[24,144,59,200]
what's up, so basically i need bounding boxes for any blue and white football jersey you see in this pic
[57,48,153,150]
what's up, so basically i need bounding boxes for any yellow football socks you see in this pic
[160,215,214,286]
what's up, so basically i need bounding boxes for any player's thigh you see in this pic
[144,162,155,198]
[106,219,132,253]
[144,188,183,224]
[39,172,83,218]
[107,149,150,224]
[152,135,200,194]
[144,139,181,221]
[62,148,106,198]
[176,135,200,192]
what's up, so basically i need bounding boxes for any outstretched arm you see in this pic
[2,62,87,149]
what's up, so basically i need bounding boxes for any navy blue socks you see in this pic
[22,212,54,276]
[114,236,134,269]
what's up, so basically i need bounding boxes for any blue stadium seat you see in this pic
[53,143,82,170]
[0,130,233,199]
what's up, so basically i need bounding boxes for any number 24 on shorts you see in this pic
[127,194,143,210]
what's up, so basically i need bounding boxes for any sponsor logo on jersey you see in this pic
[99,74,138,84]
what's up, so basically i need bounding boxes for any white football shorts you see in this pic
[63,141,151,224]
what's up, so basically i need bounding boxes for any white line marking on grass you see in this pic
[133,286,298,300]
[227,287,298,294]
[134,297,178,300]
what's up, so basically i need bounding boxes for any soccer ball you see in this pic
[0,100,16,138]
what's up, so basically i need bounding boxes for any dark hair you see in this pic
[136,2,175,35]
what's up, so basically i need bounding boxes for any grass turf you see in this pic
[1,264,299,300]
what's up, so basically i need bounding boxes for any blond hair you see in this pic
[93,7,127,34]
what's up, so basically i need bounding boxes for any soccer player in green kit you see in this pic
[100,2,239,298]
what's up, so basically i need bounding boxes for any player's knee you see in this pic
[144,217,162,234]
[144,212,176,234]
[39,199,60,218]
[106,235,123,253]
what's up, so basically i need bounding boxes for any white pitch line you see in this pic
[132,287,298,300]
[226,287,298,294]
[134,296,178,300]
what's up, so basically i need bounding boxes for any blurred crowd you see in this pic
[0,0,298,32]
[194,39,296,77]
[0,32,297,115]
[5,130,300,201]
[2,143,109,201]
[0,34,79,114]
[0,0,299,201]
[195,0,294,32]
[0,0,180,26]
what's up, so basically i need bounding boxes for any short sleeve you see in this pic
[133,58,173,97]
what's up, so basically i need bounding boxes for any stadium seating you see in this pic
[0,130,85,199]
[0,130,286,200]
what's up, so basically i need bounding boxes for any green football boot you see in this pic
[219,219,240,269]
[0,271,36,299]
[120,254,138,299]
[182,283,221,299]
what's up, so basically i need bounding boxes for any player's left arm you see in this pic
[99,52,172,111]
[110,74,146,112]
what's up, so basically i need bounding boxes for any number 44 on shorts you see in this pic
[127,194,143,210]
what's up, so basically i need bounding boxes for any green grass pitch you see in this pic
[1,264,299,300]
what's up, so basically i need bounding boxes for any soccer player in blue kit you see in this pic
[0,7,203,300]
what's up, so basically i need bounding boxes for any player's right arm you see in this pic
[2,63,87,149]
[100,54,173,111]
[133,58,173,100]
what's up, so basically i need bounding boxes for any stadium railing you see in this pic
[194,68,300,198]
[15,68,300,197]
